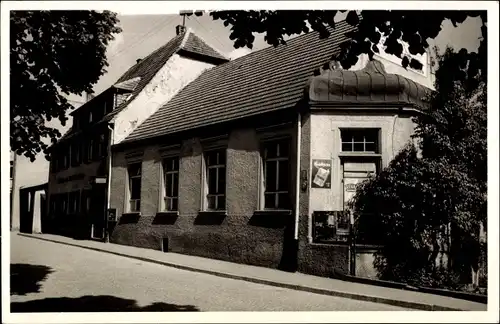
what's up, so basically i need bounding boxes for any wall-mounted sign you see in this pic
[94,177,107,184]
[311,159,332,189]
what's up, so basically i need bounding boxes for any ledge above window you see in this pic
[338,152,382,159]
[253,209,292,217]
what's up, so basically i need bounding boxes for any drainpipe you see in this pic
[294,112,302,240]
[104,122,114,243]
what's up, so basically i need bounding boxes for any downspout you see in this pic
[104,122,114,242]
[294,112,302,240]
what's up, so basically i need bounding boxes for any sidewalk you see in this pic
[16,232,486,311]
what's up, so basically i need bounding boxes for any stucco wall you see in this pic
[109,123,298,269]
[297,110,416,277]
[112,55,215,145]
[309,111,415,213]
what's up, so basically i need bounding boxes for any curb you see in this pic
[332,270,488,304]
[17,233,462,311]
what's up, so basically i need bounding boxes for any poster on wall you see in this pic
[311,159,332,189]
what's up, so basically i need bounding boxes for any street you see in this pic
[10,235,410,312]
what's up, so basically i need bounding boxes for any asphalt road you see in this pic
[10,235,410,312]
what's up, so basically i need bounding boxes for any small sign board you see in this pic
[311,159,332,189]
[95,177,107,184]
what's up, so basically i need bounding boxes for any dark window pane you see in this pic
[341,143,353,152]
[218,150,226,165]
[218,167,226,194]
[172,173,179,197]
[165,174,173,196]
[278,160,289,191]
[278,140,290,157]
[208,168,217,194]
[365,142,377,152]
[354,142,364,152]
[217,195,225,210]
[128,163,141,176]
[173,157,179,171]
[172,198,178,211]
[277,193,290,209]
[265,161,277,192]
[207,195,216,210]
[130,178,141,199]
[265,193,276,209]
[265,143,278,159]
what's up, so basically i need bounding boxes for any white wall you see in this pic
[308,111,415,215]
[112,55,216,144]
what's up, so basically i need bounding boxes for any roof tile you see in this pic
[124,21,356,143]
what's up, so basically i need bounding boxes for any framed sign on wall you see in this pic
[311,159,332,189]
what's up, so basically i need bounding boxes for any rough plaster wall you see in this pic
[297,111,416,276]
[309,112,415,213]
[112,55,215,145]
[109,126,296,268]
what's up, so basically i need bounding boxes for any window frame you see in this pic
[260,137,292,210]
[161,156,180,212]
[340,128,380,154]
[127,162,142,213]
[202,147,227,211]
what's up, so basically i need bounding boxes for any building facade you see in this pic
[108,20,432,278]
[46,26,227,239]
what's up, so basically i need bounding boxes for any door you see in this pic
[90,185,106,239]
[342,161,377,227]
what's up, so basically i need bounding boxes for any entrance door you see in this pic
[342,161,377,213]
[90,185,106,239]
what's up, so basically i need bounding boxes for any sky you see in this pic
[84,12,484,100]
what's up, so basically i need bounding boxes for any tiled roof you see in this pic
[113,77,141,92]
[102,32,186,121]
[53,28,227,147]
[123,20,357,143]
[181,32,227,61]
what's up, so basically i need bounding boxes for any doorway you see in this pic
[90,185,106,240]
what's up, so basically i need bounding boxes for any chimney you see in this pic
[136,58,142,64]
[176,24,187,35]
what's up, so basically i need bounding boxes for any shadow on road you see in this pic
[11,295,200,312]
[11,264,54,296]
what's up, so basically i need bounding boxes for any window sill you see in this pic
[195,210,227,225]
[122,212,141,217]
[198,210,227,217]
[156,211,179,217]
[153,211,179,225]
[253,209,292,217]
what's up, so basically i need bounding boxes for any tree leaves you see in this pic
[10,10,121,161]
[207,10,485,78]
[349,48,486,287]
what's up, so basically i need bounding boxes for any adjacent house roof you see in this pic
[53,28,228,147]
[123,20,357,144]
[305,59,431,108]
[103,28,228,121]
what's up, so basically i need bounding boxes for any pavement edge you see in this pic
[16,233,463,311]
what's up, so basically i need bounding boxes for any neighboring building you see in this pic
[45,25,228,239]
[108,20,432,278]
[10,97,82,233]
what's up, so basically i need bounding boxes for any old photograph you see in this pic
[2,1,497,323]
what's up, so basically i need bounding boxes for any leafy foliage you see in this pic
[10,11,121,161]
[196,10,485,77]
[349,48,487,288]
